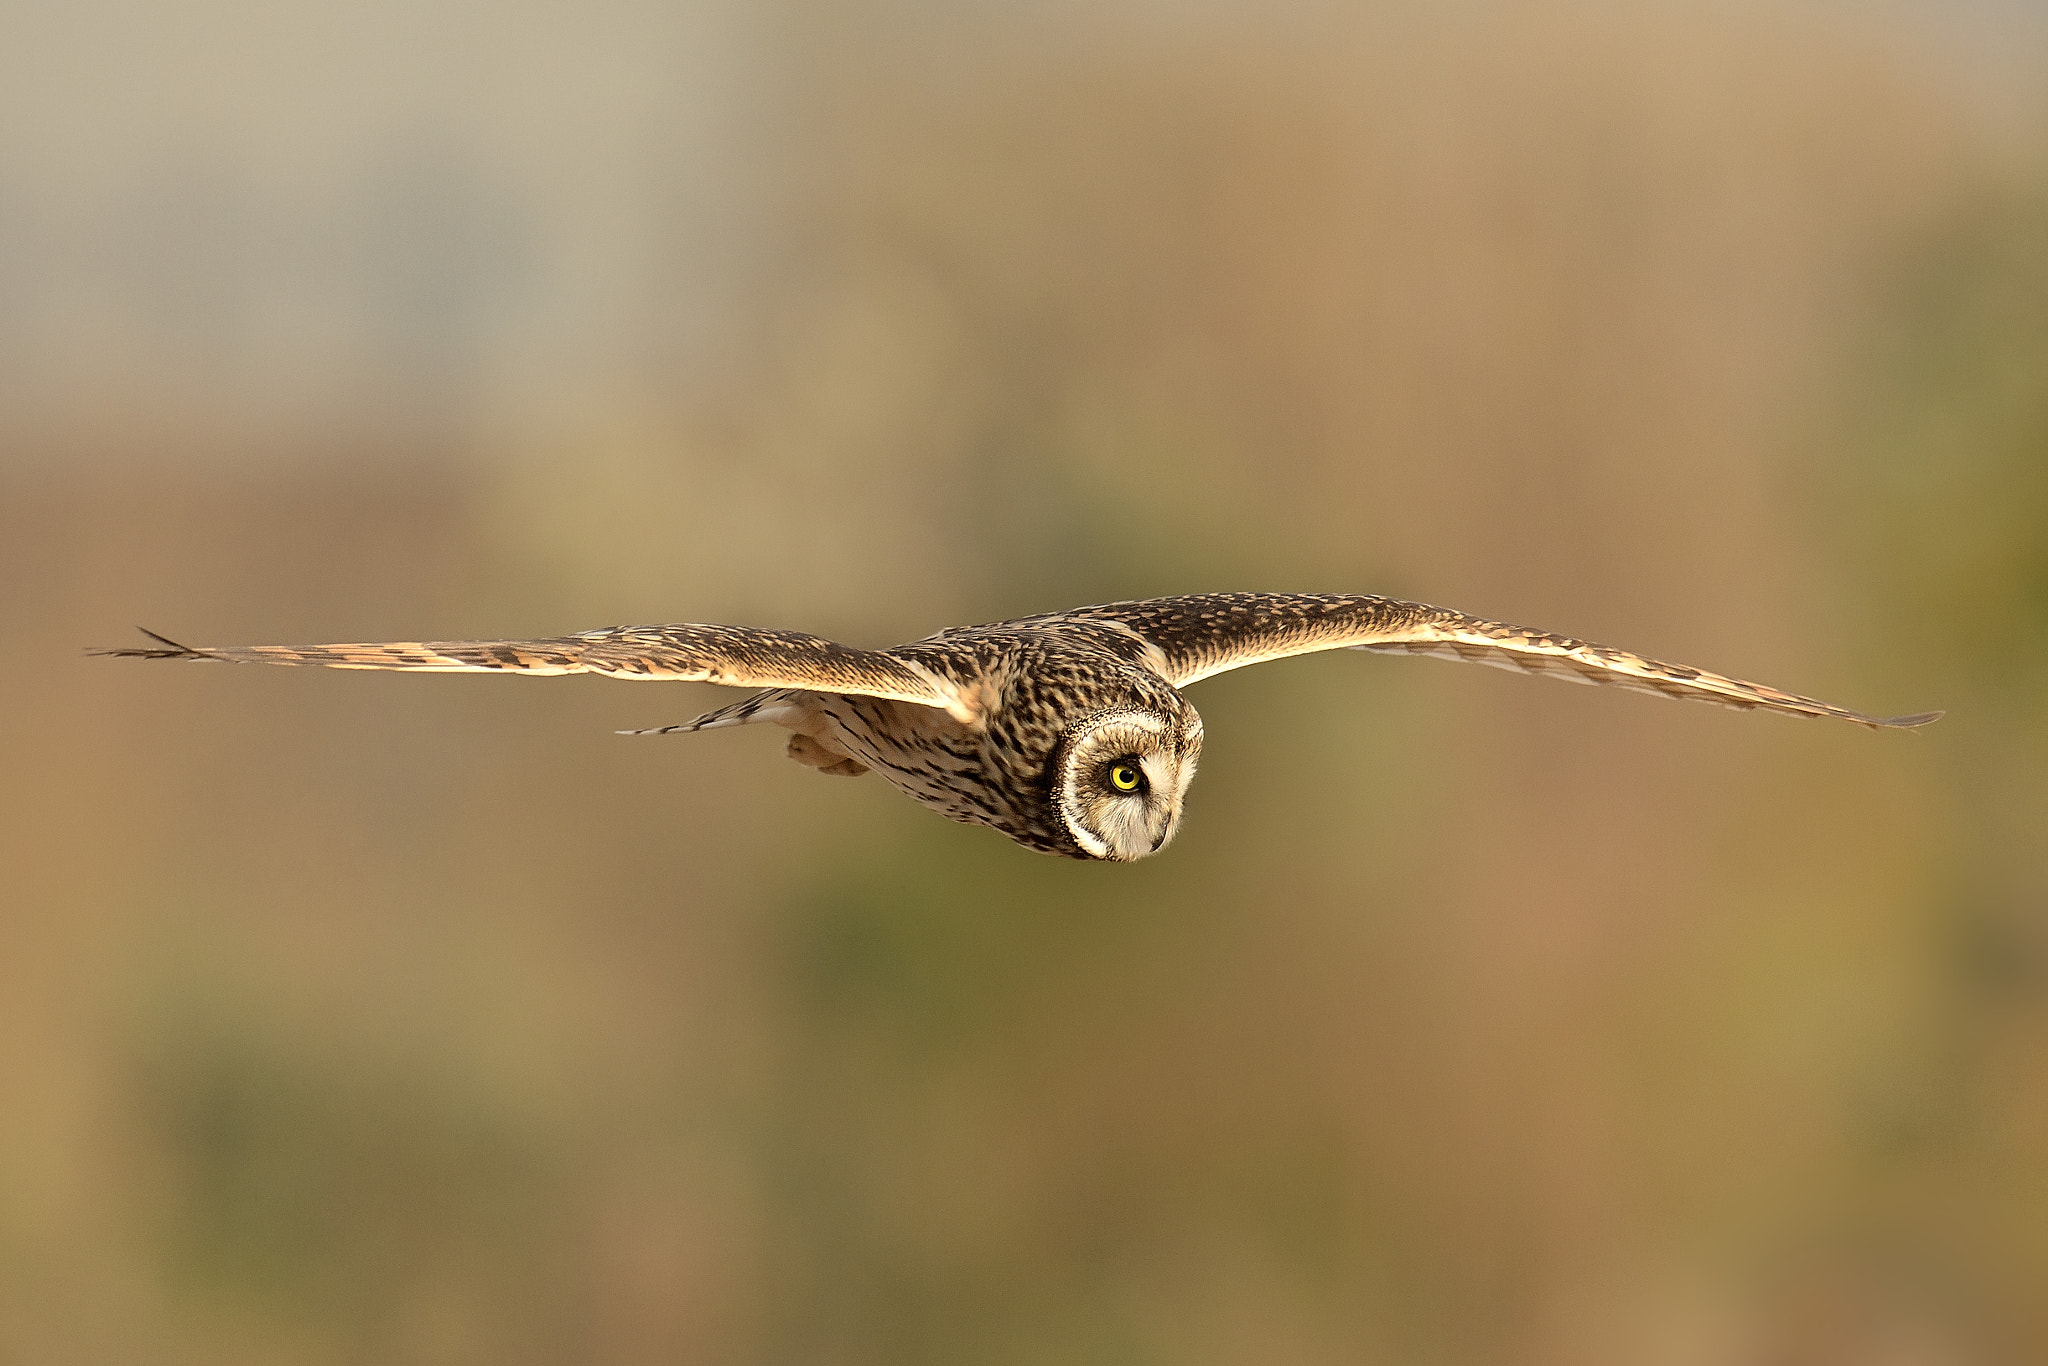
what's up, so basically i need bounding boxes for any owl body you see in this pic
[103,592,1938,861]
[741,622,1204,856]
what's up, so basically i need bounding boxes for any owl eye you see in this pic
[1107,759,1146,794]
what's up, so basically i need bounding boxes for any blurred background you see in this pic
[4,0,2046,1361]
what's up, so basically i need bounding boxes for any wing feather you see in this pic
[1065,593,1940,730]
[98,625,973,719]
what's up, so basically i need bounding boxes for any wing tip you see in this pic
[89,627,220,660]
[1873,709,1944,730]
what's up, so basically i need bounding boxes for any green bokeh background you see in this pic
[4,3,2046,1362]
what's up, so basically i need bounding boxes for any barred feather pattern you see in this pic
[99,624,968,716]
[1061,594,1939,729]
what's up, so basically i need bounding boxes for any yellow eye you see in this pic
[1108,761,1144,793]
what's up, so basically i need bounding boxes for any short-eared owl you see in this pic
[103,594,1938,860]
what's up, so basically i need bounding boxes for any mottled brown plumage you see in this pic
[101,594,1940,860]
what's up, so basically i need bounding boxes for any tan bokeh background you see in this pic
[4,2,2047,1362]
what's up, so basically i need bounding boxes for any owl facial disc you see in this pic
[1055,710,1203,861]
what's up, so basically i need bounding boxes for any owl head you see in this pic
[1054,709,1203,860]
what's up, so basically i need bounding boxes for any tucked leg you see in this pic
[786,732,868,777]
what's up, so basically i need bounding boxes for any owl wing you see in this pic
[1066,593,1941,730]
[99,624,978,720]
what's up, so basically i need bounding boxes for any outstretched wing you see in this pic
[1065,593,1941,730]
[98,624,975,720]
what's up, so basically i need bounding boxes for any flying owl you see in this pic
[102,593,1939,860]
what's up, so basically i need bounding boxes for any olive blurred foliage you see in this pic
[3,2,2046,1363]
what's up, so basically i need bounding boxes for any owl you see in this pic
[103,593,1939,860]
